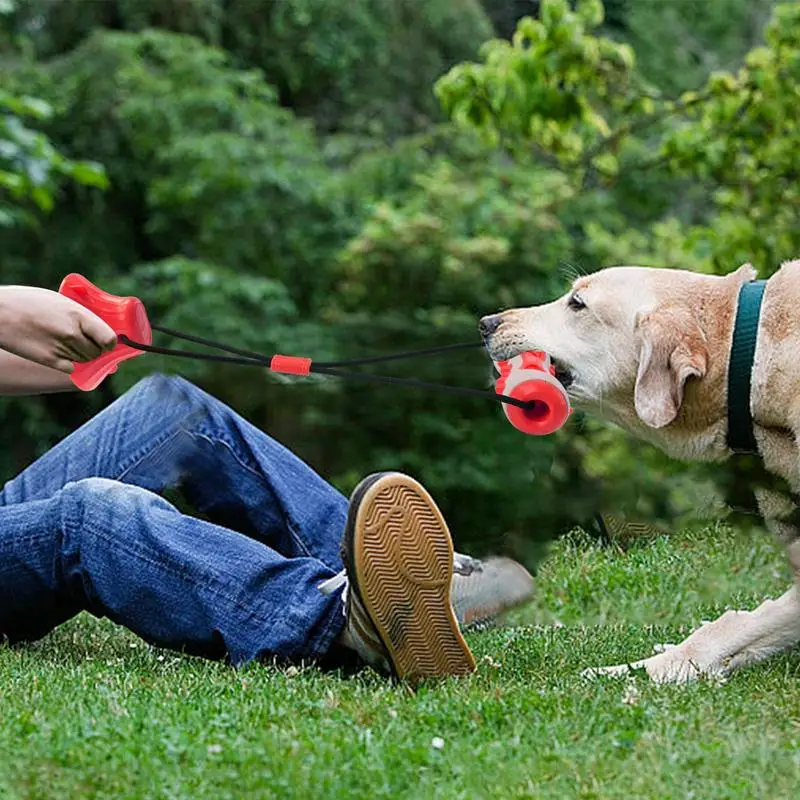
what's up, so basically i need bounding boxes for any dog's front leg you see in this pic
[583,587,800,684]
[584,485,800,683]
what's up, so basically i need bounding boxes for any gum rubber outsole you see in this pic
[351,474,476,680]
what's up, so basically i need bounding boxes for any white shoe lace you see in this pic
[453,552,483,576]
[318,570,349,618]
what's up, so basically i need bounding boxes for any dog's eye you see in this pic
[568,293,586,311]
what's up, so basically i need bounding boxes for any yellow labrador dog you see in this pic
[481,259,800,683]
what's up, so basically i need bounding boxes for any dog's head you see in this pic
[481,265,755,448]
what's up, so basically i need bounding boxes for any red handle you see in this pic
[58,274,152,391]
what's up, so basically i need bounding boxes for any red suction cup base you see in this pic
[505,378,570,436]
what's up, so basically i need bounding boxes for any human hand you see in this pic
[0,285,117,373]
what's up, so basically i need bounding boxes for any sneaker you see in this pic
[320,472,476,680]
[450,555,534,631]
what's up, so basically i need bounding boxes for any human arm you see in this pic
[0,349,77,395]
[0,285,117,396]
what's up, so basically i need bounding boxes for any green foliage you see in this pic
[337,148,573,313]
[437,0,800,275]
[4,29,340,303]
[5,0,494,134]
[220,0,494,133]
[434,0,799,539]
[325,140,586,547]
[624,0,777,96]
[1,0,224,58]
[661,1,800,272]
[104,257,333,407]
[1,0,798,562]
[436,0,636,172]
[0,28,348,495]
[0,90,107,227]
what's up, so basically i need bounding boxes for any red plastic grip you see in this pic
[270,355,313,376]
[58,274,152,391]
[494,351,571,436]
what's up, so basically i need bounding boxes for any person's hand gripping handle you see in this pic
[56,274,152,391]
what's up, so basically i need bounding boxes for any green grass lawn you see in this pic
[1,524,798,799]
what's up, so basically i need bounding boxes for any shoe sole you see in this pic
[348,473,476,680]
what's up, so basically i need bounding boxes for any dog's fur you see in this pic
[482,259,800,683]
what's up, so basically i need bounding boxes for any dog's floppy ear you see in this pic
[634,307,708,429]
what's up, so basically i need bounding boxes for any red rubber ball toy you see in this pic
[494,351,571,436]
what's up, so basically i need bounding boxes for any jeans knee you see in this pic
[126,373,196,404]
[116,374,211,433]
[61,478,164,525]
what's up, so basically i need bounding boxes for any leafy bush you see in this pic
[4,0,494,134]
[1,0,797,565]
[0,90,106,228]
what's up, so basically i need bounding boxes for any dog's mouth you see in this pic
[489,351,575,390]
[551,357,574,389]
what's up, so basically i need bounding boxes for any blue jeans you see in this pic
[0,375,348,665]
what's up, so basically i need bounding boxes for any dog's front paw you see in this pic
[581,617,748,684]
[581,646,715,684]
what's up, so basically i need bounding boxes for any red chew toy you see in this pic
[494,351,571,435]
[55,274,570,438]
[58,274,152,391]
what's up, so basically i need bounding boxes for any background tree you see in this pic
[1,0,794,564]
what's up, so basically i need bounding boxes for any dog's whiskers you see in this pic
[559,261,589,286]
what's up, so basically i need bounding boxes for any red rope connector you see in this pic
[270,355,313,376]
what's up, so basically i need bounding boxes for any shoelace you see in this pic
[318,570,350,617]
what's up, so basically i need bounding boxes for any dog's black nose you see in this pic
[479,314,503,338]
